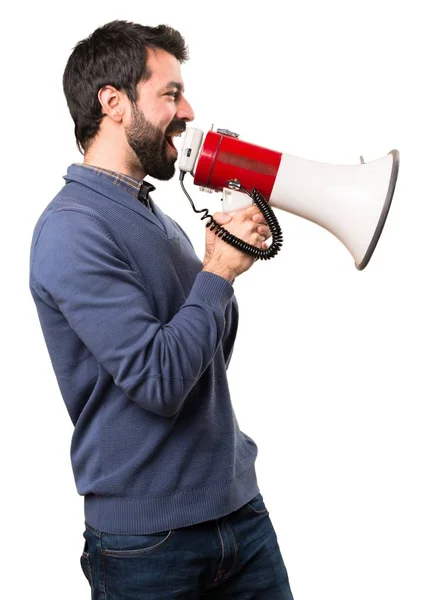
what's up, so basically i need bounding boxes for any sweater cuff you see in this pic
[190,271,234,311]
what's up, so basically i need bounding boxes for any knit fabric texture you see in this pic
[29,165,259,534]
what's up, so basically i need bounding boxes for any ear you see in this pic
[98,85,124,122]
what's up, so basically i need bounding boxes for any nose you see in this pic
[177,95,195,122]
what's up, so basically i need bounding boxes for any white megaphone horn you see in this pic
[179,127,399,270]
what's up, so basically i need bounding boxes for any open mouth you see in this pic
[165,130,184,152]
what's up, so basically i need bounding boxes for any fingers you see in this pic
[238,205,263,220]
[256,225,270,237]
[212,207,269,250]
[253,216,271,240]
[212,212,232,225]
[252,212,265,223]
[233,205,267,224]
[251,211,271,239]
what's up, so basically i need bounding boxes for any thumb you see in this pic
[212,212,232,226]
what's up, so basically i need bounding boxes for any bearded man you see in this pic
[29,20,294,599]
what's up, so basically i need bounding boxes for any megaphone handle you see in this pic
[179,173,284,261]
[209,187,284,260]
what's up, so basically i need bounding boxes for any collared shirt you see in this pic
[74,163,156,210]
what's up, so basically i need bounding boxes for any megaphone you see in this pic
[179,127,399,270]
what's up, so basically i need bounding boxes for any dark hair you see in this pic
[63,20,189,153]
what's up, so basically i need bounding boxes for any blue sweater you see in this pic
[29,165,259,534]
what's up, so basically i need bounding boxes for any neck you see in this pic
[84,139,146,181]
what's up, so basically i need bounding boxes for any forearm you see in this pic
[117,272,234,416]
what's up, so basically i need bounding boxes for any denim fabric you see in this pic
[80,493,294,599]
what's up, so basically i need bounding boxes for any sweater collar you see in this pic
[72,163,156,209]
[63,164,175,239]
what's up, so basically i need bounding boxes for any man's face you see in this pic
[125,48,194,180]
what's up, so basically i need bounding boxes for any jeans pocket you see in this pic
[246,492,269,515]
[101,530,174,557]
[80,541,93,587]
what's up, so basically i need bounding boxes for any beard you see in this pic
[125,104,186,181]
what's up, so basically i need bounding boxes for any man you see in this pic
[29,20,294,599]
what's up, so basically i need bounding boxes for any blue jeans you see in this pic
[80,492,294,599]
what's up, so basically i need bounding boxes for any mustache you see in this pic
[165,119,187,136]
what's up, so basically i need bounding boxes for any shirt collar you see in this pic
[74,163,156,209]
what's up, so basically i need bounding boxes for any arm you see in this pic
[174,216,239,368]
[201,207,270,368]
[222,297,239,369]
[31,209,234,418]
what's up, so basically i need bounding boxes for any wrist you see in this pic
[202,262,235,282]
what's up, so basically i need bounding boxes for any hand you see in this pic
[203,208,271,267]
[203,213,232,268]
[202,205,272,281]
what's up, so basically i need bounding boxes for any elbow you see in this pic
[154,401,182,418]
[124,376,190,418]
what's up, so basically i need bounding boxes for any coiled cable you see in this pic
[179,171,283,260]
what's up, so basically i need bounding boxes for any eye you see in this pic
[165,91,179,100]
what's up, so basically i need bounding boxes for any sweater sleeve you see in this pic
[222,297,239,369]
[173,214,239,368]
[30,209,234,418]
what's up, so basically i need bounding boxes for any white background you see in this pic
[2,0,425,598]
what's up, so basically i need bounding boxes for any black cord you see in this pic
[179,171,283,260]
